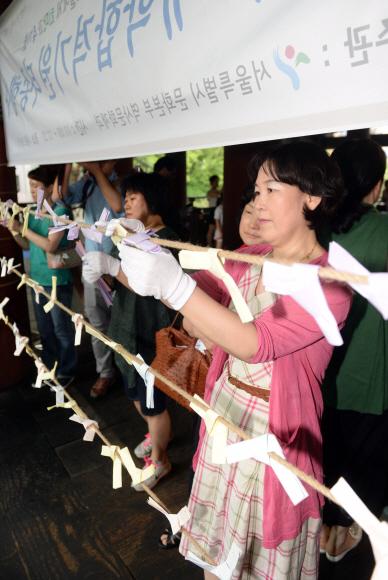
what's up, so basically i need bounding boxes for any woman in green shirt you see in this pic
[318,139,388,561]
[7,165,77,387]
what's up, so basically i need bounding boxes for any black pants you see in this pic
[322,406,388,526]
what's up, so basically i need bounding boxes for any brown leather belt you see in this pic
[227,362,270,403]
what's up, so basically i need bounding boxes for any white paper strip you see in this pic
[133,353,155,409]
[147,498,191,535]
[69,414,99,441]
[226,433,308,506]
[51,385,65,406]
[1,257,7,277]
[329,241,388,320]
[71,314,84,346]
[118,446,154,487]
[331,478,388,580]
[262,260,343,346]
[190,394,228,464]
[14,335,29,356]
[186,542,242,580]
[179,249,253,323]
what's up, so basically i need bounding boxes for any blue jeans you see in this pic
[32,282,77,378]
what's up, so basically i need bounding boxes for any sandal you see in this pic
[158,527,182,549]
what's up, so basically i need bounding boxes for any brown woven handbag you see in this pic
[150,315,212,411]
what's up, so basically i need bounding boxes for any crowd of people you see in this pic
[3,140,388,580]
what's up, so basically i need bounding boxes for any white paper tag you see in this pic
[226,433,308,506]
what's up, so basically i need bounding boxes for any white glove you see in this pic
[82,251,121,284]
[118,243,197,310]
[95,218,145,238]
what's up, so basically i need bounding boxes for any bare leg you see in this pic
[207,224,216,247]
[204,571,218,580]
[134,400,148,423]
[215,239,222,249]
[148,410,171,463]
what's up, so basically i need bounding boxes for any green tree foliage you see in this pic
[186,147,224,199]
[133,147,224,207]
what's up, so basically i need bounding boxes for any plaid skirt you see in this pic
[180,365,321,579]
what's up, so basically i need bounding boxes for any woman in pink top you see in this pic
[115,142,352,580]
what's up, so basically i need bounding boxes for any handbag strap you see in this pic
[168,312,181,330]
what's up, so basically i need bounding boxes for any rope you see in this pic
[0,283,215,566]
[6,263,341,512]
[1,201,369,285]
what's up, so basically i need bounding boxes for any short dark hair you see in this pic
[28,165,57,187]
[153,156,177,173]
[248,141,344,230]
[236,184,255,226]
[120,172,172,221]
[330,139,387,233]
[209,175,218,184]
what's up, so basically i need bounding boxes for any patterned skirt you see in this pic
[180,365,321,580]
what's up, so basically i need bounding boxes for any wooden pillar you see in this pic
[347,128,370,140]
[115,157,133,178]
[0,108,33,389]
[169,151,186,209]
[223,141,273,250]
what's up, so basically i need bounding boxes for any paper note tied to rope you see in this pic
[69,415,99,441]
[2,199,13,227]
[49,220,79,236]
[132,354,155,409]
[43,277,57,313]
[0,297,9,322]
[119,446,154,486]
[101,445,123,489]
[111,222,131,246]
[329,241,388,320]
[331,478,388,580]
[17,273,27,290]
[262,260,343,346]
[72,314,84,345]
[32,283,44,303]
[22,206,29,237]
[226,433,308,506]
[190,394,228,464]
[81,224,103,244]
[7,202,21,229]
[186,542,242,580]
[1,257,7,277]
[47,399,77,411]
[7,258,21,274]
[14,335,29,356]
[179,248,253,323]
[35,188,44,220]
[147,498,191,535]
[121,231,162,253]
[34,360,58,389]
[43,199,63,226]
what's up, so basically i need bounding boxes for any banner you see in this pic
[0,0,387,165]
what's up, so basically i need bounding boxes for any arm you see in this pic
[52,163,72,202]
[82,162,123,213]
[7,228,29,251]
[180,286,257,362]
[8,218,65,253]
[182,317,214,354]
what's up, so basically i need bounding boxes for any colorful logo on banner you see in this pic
[273,45,310,90]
